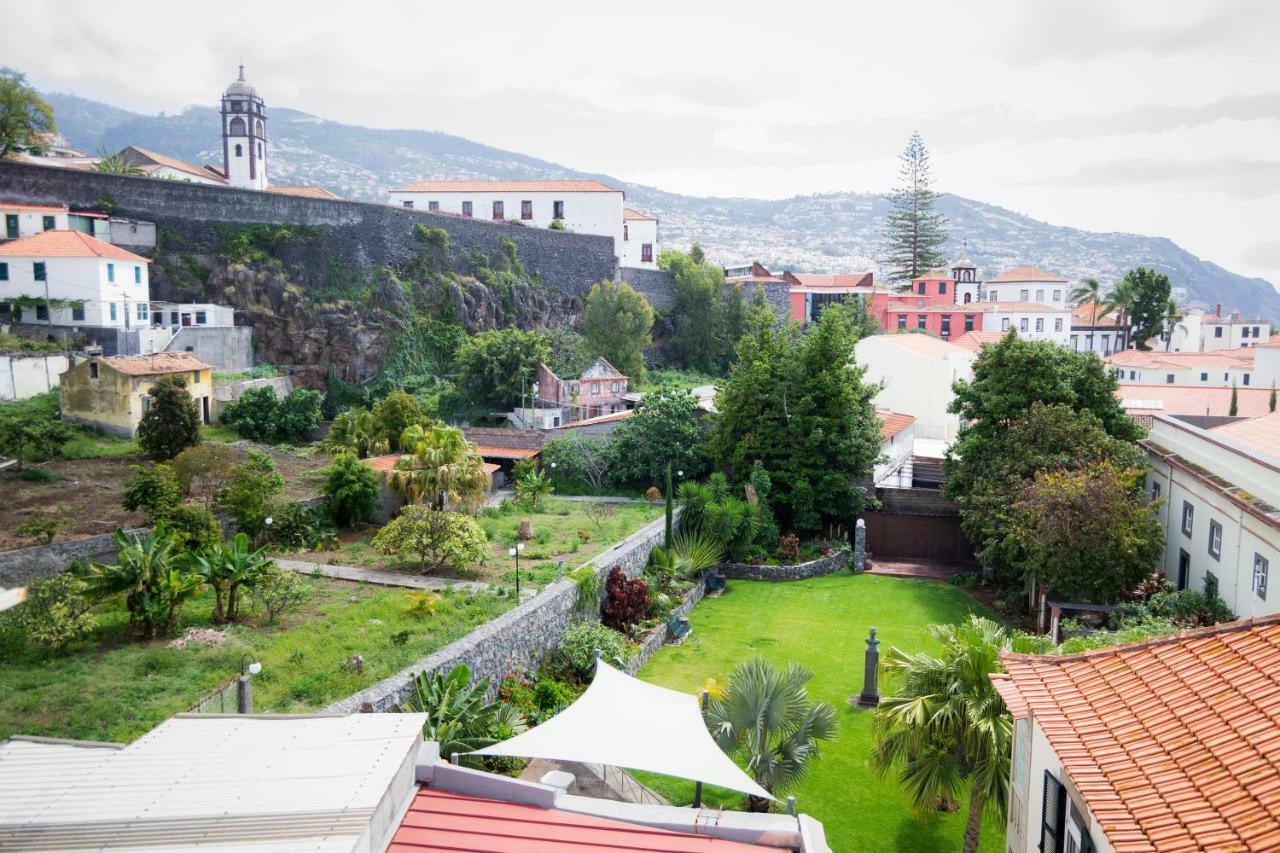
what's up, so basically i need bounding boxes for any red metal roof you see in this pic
[390,788,774,852]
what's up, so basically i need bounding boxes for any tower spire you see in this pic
[238,63,245,81]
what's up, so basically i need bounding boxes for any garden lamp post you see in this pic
[238,653,262,714]
[508,542,525,598]
[693,689,709,808]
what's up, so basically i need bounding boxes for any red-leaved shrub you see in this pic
[601,566,649,633]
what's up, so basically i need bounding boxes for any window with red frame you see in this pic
[521,200,532,220]
[493,201,504,220]
[641,243,653,262]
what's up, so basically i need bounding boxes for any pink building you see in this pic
[535,357,629,421]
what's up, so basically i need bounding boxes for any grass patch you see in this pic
[200,423,245,443]
[634,573,1002,853]
[634,368,719,392]
[0,577,511,743]
[58,429,138,460]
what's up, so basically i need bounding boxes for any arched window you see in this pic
[229,116,246,136]
[234,144,243,157]
[255,120,264,138]
[963,292,971,304]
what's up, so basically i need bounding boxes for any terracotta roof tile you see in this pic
[98,352,211,376]
[1106,348,1254,370]
[474,445,539,459]
[997,615,1280,853]
[0,201,67,213]
[868,333,970,357]
[987,265,1068,283]
[1209,411,1280,459]
[623,207,657,221]
[266,184,340,200]
[122,146,227,183]
[876,409,915,441]
[393,179,621,194]
[950,330,1005,351]
[0,229,151,262]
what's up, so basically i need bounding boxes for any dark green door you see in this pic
[4,215,17,239]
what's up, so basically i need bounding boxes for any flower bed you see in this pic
[718,548,849,581]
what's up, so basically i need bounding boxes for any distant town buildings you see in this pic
[524,357,630,428]
[388,180,660,270]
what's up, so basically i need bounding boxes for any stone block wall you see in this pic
[719,549,849,582]
[617,267,677,312]
[0,528,148,588]
[323,512,673,713]
[626,578,706,676]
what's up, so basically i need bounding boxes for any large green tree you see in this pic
[0,393,75,471]
[710,303,882,533]
[608,388,709,486]
[659,245,748,373]
[455,328,551,410]
[582,280,654,382]
[0,67,55,159]
[1120,266,1173,350]
[136,377,202,461]
[881,132,949,284]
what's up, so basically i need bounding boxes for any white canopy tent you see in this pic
[470,661,772,800]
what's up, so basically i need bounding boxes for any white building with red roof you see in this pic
[1106,347,1257,387]
[622,207,659,268]
[855,333,977,444]
[984,265,1069,306]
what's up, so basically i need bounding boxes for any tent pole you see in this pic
[693,690,709,808]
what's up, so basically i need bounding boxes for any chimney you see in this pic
[1216,304,1222,318]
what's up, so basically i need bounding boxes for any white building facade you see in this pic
[984,266,1068,306]
[1144,413,1280,617]
[984,302,1072,346]
[0,231,151,330]
[2,203,69,240]
[855,334,976,444]
[621,208,658,269]
[1106,349,1256,387]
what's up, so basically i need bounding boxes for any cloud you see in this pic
[1023,157,1280,199]
[1241,240,1280,269]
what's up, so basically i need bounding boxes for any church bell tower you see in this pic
[221,65,268,190]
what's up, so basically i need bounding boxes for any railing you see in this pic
[582,762,668,806]
[185,676,240,714]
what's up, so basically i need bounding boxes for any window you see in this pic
[521,200,533,220]
[195,311,207,324]
[1181,501,1194,536]
[917,314,927,330]
[1035,289,1044,302]
[938,282,947,295]
[1244,373,1251,386]
[109,302,117,321]
[1035,318,1044,332]
[107,263,115,283]
[461,201,473,218]
[1256,554,1270,601]
[492,201,504,220]
[591,383,600,395]
[1215,327,1223,338]
[1020,317,1029,332]
[1208,520,1223,560]
[964,314,975,332]
[1205,571,1219,600]
[137,303,148,321]
[1151,481,1161,501]
[0,262,7,280]
[941,315,952,336]
[428,201,439,212]
[1001,317,1010,331]
[191,371,200,384]
[1201,372,1209,382]
[1071,334,1079,349]
[963,292,971,304]
[89,362,98,379]
[42,215,55,231]
[611,381,620,393]
[134,266,142,284]
[897,315,907,330]
[1020,289,1029,301]
[553,200,565,219]
[33,262,46,281]
[1053,289,1061,302]
[1178,549,1190,590]
[990,291,998,302]
[1055,318,1063,331]
[641,243,653,263]
[1166,374,1174,384]
[71,305,84,321]
[917,282,926,295]
[623,224,630,241]
[235,143,243,157]
[4,214,17,239]
[142,396,152,414]
[1041,771,1065,853]
[402,200,414,209]
[35,304,47,321]
[1129,370,1137,380]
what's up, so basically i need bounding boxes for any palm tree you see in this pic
[705,657,838,812]
[389,423,488,511]
[323,407,386,459]
[872,616,1051,853]
[400,663,526,758]
[1069,277,1102,352]
[1162,299,1187,352]
[1099,278,1137,351]
[515,467,554,509]
[191,532,274,623]
[85,525,202,638]
[92,148,144,176]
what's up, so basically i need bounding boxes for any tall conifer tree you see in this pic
[882,132,949,285]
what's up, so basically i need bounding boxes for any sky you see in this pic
[4,0,1279,286]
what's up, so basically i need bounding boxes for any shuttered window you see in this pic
[1041,770,1064,853]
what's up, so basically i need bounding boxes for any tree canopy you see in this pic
[608,388,709,486]
[582,280,653,382]
[455,328,550,411]
[881,132,949,284]
[0,67,55,159]
[136,377,202,461]
[659,244,748,374]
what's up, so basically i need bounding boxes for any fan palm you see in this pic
[389,424,488,511]
[671,530,725,577]
[323,407,387,459]
[871,615,1052,853]
[705,657,838,811]
[1069,277,1102,351]
[400,663,527,758]
[1099,278,1137,351]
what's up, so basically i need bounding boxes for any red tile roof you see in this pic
[987,265,1068,283]
[868,333,970,357]
[0,201,67,213]
[877,410,915,440]
[122,146,227,183]
[98,352,212,377]
[390,788,772,851]
[1106,348,1254,370]
[623,207,657,221]
[366,454,501,476]
[1210,411,1280,458]
[558,409,634,429]
[950,330,1004,351]
[266,184,341,200]
[788,272,875,289]
[1071,303,1126,327]
[0,229,151,262]
[1116,384,1277,418]
[474,445,540,460]
[997,615,1280,853]
[394,180,621,194]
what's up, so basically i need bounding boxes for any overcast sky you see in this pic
[5,0,1279,286]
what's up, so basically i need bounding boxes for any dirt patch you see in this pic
[167,627,231,649]
[0,457,148,551]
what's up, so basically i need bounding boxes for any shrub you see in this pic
[323,453,379,527]
[372,506,489,573]
[404,590,441,619]
[19,467,56,483]
[777,534,801,564]
[250,565,313,623]
[273,389,324,443]
[0,571,94,649]
[172,443,239,508]
[1142,589,1233,627]
[219,385,279,442]
[371,390,425,451]
[136,376,202,460]
[515,469,553,509]
[214,450,284,540]
[554,620,635,682]
[122,463,182,521]
[83,526,204,639]
[265,501,336,551]
[190,531,274,623]
[14,514,58,544]
[0,392,76,470]
[601,566,649,633]
[163,504,221,553]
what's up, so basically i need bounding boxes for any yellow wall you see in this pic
[60,361,213,438]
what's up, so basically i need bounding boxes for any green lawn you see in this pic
[0,578,511,744]
[635,573,1003,853]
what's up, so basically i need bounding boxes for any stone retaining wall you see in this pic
[0,528,148,588]
[719,549,849,581]
[626,577,706,676]
[323,512,673,713]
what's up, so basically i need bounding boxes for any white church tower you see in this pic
[221,65,268,190]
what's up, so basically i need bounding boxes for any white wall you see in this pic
[0,352,71,401]
[1069,328,1123,356]
[874,422,915,487]
[389,190,625,260]
[986,282,1066,305]
[0,255,150,328]
[1110,362,1255,387]
[855,337,975,443]
[1,207,69,239]
[1007,717,1114,853]
[1202,319,1272,350]
[988,308,1072,345]
[620,218,658,269]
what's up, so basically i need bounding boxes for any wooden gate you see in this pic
[862,487,976,563]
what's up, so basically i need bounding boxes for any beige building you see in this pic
[855,333,977,444]
[60,352,213,437]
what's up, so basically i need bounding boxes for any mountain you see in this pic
[43,92,1280,324]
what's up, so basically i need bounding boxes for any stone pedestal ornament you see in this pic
[853,627,881,708]
[853,519,866,573]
